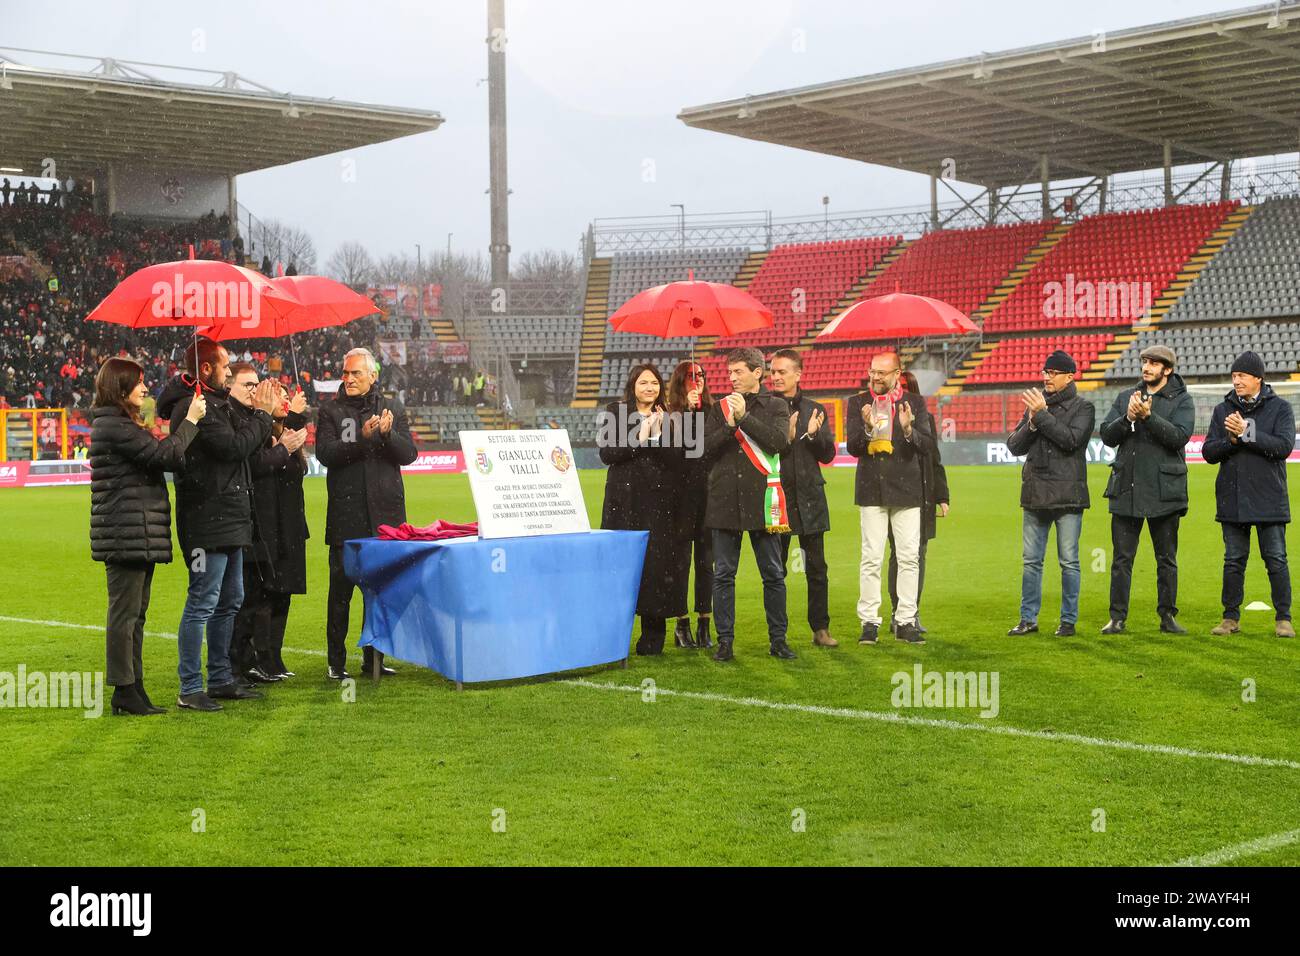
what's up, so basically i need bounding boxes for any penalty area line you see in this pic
[1169,827,1300,866]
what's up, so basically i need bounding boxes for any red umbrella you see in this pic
[609,271,772,338]
[818,291,978,342]
[198,274,384,391]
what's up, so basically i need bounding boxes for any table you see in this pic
[342,529,649,687]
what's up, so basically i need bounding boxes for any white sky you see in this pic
[3,0,1260,266]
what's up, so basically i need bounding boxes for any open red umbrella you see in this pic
[818,291,978,342]
[198,274,384,390]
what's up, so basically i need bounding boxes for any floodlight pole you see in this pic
[487,0,510,287]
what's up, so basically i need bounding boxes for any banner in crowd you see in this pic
[0,255,32,281]
[365,283,442,317]
[403,341,470,364]
[376,340,407,367]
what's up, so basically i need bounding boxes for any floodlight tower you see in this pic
[487,0,510,288]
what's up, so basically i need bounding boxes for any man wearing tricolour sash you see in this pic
[701,347,797,663]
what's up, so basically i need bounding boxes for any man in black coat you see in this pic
[1005,350,1096,638]
[1098,345,1195,635]
[769,349,837,647]
[156,338,279,711]
[845,351,936,646]
[315,347,418,678]
[1202,350,1295,638]
[702,347,795,662]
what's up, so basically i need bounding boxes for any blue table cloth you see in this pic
[342,529,648,684]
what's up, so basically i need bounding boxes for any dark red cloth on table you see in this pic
[376,520,478,541]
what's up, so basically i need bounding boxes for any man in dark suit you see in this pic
[702,347,795,662]
[769,348,838,647]
[315,347,418,679]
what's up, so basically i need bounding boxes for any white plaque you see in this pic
[458,429,591,539]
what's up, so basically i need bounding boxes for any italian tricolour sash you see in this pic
[735,428,790,533]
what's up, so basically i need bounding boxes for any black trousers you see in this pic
[780,531,830,631]
[888,536,928,621]
[685,529,713,616]
[104,561,155,686]
[328,544,379,672]
[636,616,666,654]
[1110,513,1180,620]
[233,563,293,674]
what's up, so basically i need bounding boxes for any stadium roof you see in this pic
[678,2,1300,189]
[0,48,443,179]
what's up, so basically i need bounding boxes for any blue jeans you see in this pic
[178,547,244,696]
[1221,522,1291,621]
[712,529,787,645]
[1020,509,1082,625]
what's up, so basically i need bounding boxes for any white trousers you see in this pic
[858,505,921,626]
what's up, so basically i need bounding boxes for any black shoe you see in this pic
[207,682,263,700]
[916,618,928,635]
[673,618,697,649]
[110,684,156,716]
[769,640,797,660]
[897,622,927,645]
[276,669,296,679]
[247,666,283,683]
[1054,622,1076,637]
[634,637,663,656]
[1007,620,1038,636]
[1100,619,1126,634]
[1160,614,1187,635]
[176,692,223,712]
[695,617,713,649]
[363,658,399,675]
[132,680,166,714]
[712,640,734,662]
[327,667,352,681]
[858,622,879,645]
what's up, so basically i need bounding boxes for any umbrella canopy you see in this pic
[609,274,773,339]
[84,259,300,330]
[197,274,383,341]
[818,291,978,342]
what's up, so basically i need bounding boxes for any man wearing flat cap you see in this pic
[1202,350,1296,638]
[1005,350,1096,637]
[1098,344,1195,634]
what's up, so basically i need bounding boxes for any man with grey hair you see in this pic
[315,347,418,678]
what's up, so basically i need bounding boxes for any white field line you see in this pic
[1170,828,1300,866]
[5,614,1300,773]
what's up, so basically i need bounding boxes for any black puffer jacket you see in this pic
[89,405,199,564]
[157,375,273,554]
[1202,383,1295,524]
[1006,381,1096,511]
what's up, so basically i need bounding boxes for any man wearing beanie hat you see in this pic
[1098,344,1194,634]
[1005,350,1096,637]
[1202,350,1295,638]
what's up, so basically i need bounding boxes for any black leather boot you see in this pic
[132,680,166,714]
[695,617,713,648]
[111,684,156,716]
[673,618,697,648]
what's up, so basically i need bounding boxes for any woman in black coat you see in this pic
[90,357,206,715]
[665,360,714,648]
[599,364,689,655]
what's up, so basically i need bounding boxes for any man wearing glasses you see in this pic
[1005,350,1096,637]
[315,348,418,679]
[846,351,936,646]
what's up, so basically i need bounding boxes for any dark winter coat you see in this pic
[702,391,791,532]
[314,388,418,545]
[1099,372,1194,519]
[88,406,199,564]
[599,402,688,619]
[1202,383,1295,525]
[845,389,936,509]
[233,402,311,593]
[920,410,950,542]
[157,375,273,554]
[772,389,835,535]
[1006,381,1096,512]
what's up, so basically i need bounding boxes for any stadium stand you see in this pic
[604,247,748,354]
[964,333,1116,385]
[477,315,581,355]
[1105,321,1300,381]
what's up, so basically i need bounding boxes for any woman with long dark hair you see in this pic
[90,357,206,715]
[665,360,714,648]
[598,363,689,655]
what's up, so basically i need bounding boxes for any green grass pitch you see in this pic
[0,465,1297,866]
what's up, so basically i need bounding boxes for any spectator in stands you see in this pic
[461,372,473,407]
[888,370,948,635]
[768,349,837,648]
[703,347,796,662]
[316,347,418,678]
[1005,350,1095,638]
[847,351,935,647]
[1203,350,1295,638]
[1098,345,1194,635]
[90,357,207,715]
[0,179,10,205]
[599,364,689,654]
[227,365,309,682]
[157,338,278,712]
[666,360,714,648]
[474,369,486,406]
